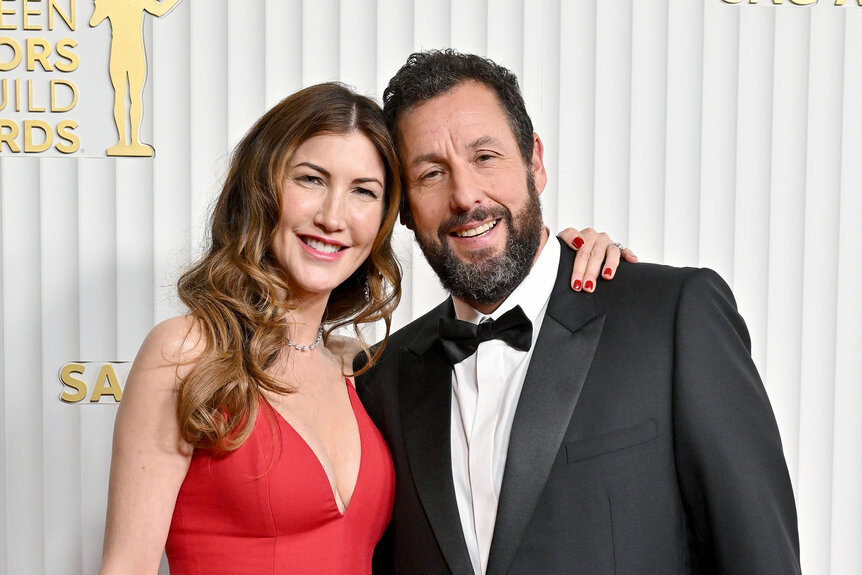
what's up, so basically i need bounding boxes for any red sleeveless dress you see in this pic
[165,381,394,574]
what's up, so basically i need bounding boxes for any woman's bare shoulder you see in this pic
[134,315,206,376]
[117,317,202,447]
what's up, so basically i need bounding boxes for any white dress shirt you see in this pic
[450,236,561,575]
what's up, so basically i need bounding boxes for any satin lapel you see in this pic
[486,242,605,575]
[400,318,474,575]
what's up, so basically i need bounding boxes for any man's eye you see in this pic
[420,169,442,181]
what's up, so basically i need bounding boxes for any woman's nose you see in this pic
[313,190,346,231]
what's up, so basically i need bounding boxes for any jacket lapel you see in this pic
[399,299,475,575]
[486,241,605,575]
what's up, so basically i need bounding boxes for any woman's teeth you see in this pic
[304,238,342,253]
[455,220,497,238]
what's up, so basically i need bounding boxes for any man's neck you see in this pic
[454,226,550,315]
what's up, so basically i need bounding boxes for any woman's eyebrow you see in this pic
[353,177,384,187]
[293,162,329,176]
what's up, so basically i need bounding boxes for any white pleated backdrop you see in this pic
[0,1,860,574]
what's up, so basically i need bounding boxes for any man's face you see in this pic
[396,81,548,308]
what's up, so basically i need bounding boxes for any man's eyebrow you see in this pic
[468,135,500,150]
[408,153,439,167]
[408,135,502,167]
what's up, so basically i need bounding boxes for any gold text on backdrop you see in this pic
[59,361,131,404]
[0,0,80,153]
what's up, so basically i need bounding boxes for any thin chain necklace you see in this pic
[286,326,323,352]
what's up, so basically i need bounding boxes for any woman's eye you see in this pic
[354,187,379,199]
[297,175,323,185]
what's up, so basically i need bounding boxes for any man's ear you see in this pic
[530,133,548,195]
[399,197,415,230]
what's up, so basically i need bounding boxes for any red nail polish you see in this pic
[573,279,582,291]
[603,267,612,278]
[585,280,594,291]
[572,236,585,249]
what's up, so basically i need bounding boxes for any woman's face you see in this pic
[271,131,386,301]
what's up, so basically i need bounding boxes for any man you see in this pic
[357,50,800,575]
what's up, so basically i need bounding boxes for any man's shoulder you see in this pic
[552,237,722,298]
[596,260,726,292]
[354,297,452,375]
[386,297,453,350]
[581,261,733,314]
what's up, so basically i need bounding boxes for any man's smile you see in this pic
[450,219,499,239]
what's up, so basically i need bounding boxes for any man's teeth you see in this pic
[454,220,497,238]
[304,238,342,253]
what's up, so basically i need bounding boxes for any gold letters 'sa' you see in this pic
[89,0,183,157]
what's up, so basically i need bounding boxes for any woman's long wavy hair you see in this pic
[176,83,402,451]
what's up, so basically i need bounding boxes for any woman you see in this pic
[99,82,629,575]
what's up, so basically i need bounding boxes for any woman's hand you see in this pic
[558,228,638,293]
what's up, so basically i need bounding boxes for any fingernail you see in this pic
[603,267,612,278]
[585,280,594,291]
[573,279,582,291]
[572,236,585,249]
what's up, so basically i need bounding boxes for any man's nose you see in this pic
[448,164,485,212]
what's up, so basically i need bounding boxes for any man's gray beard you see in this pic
[414,181,543,308]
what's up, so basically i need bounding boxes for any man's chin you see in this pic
[445,241,503,265]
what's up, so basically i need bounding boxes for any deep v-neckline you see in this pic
[263,379,363,517]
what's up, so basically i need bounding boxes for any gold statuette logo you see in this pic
[89,0,182,157]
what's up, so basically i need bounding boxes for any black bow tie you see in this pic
[438,305,533,364]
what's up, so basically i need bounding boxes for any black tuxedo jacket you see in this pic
[356,239,800,575]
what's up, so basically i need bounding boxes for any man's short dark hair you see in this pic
[382,49,535,167]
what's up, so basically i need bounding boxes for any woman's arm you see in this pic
[99,317,197,575]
